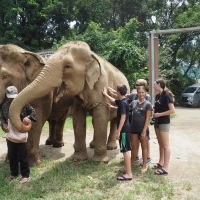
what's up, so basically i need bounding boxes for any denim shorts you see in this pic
[154,124,170,132]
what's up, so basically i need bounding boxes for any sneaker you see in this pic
[135,156,139,162]
[140,158,151,166]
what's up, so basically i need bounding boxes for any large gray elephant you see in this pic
[9,41,130,162]
[0,44,73,166]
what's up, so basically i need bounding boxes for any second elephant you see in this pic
[9,41,130,162]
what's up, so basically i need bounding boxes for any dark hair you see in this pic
[117,84,127,95]
[137,86,146,93]
[156,78,175,102]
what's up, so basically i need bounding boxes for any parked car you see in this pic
[180,83,200,107]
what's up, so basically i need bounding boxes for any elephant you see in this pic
[0,44,73,166]
[9,41,130,162]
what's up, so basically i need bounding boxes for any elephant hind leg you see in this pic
[89,140,95,148]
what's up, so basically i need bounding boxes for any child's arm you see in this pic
[141,110,152,137]
[107,103,117,109]
[116,114,126,140]
[102,87,116,104]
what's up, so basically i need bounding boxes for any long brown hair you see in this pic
[156,78,175,102]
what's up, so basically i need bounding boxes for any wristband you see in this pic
[141,131,146,135]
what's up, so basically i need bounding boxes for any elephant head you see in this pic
[0,44,45,132]
[9,41,104,131]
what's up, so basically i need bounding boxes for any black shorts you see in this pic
[131,130,150,140]
[119,132,131,153]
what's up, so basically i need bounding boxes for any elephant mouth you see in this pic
[54,81,67,102]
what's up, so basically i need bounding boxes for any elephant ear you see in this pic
[22,51,45,83]
[85,54,102,89]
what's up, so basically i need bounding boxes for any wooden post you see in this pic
[148,37,159,104]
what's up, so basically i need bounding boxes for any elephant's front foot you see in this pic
[107,141,117,150]
[45,138,53,145]
[71,151,88,162]
[91,153,109,163]
[52,140,64,148]
[89,140,95,148]
[28,155,41,167]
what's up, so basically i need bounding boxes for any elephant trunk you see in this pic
[9,65,62,132]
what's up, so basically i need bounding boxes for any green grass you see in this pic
[42,115,100,133]
[0,159,197,200]
[0,160,174,200]
[1,111,197,199]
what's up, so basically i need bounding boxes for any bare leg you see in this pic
[140,135,147,171]
[159,131,170,172]
[154,127,164,166]
[131,134,139,166]
[147,140,150,158]
[136,139,140,159]
[117,152,132,180]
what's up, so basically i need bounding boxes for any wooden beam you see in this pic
[150,26,200,35]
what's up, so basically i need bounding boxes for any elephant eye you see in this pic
[64,65,71,69]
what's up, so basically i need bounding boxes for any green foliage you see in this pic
[54,18,148,90]
[0,0,200,103]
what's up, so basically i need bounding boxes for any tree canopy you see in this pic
[1,0,200,104]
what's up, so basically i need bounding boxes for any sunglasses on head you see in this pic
[135,84,141,87]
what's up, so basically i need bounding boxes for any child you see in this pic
[153,78,175,175]
[1,86,36,183]
[126,79,152,166]
[103,85,132,181]
[129,86,152,173]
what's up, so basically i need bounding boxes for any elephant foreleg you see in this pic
[92,105,109,162]
[71,104,88,161]
[107,118,118,150]
[26,126,42,166]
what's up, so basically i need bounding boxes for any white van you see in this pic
[180,83,200,107]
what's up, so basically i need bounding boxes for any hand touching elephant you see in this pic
[9,41,130,162]
[0,44,73,166]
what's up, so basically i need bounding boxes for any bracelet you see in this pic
[141,131,146,135]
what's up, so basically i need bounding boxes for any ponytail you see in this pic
[164,88,175,102]
[156,78,175,102]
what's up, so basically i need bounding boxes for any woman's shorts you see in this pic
[131,130,150,140]
[154,124,170,132]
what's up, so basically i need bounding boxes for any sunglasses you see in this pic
[135,84,141,87]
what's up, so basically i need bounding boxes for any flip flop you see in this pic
[116,175,132,181]
[152,163,163,169]
[154,168,168,175]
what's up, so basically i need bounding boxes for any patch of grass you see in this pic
[0,159,182,200]
[42,115,106,133]
[182,181,192,191]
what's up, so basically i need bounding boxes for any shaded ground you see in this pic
[0,107,200,197]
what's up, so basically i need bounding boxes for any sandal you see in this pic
[152,163,162,169]
[20,177,29,183]
[154,168,168,175]
[5,175,17,181]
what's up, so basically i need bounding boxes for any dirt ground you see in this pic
[1,107,200,195]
